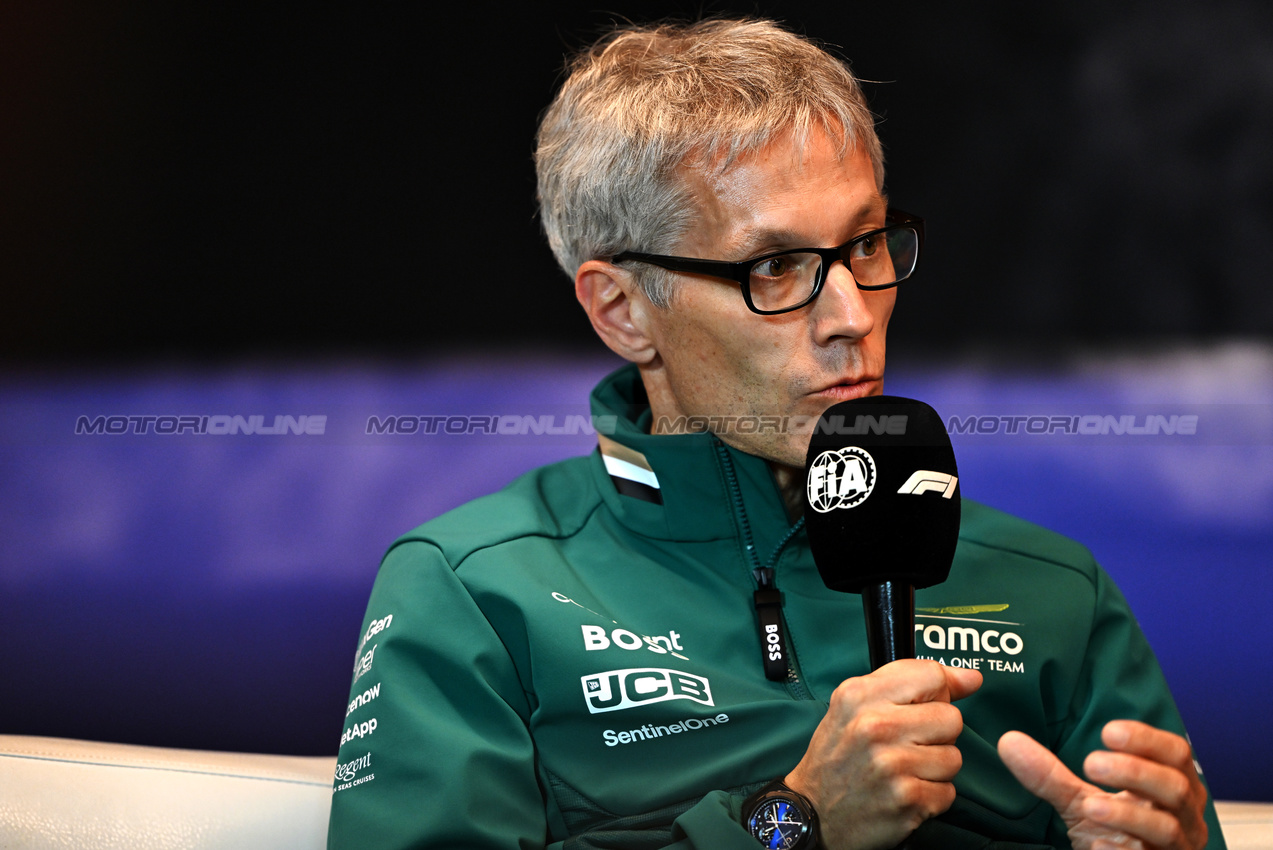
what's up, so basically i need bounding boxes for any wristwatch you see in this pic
[741,779,820,849]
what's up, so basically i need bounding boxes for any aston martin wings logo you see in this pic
[916,604,1010,616]
[897,470,958,498]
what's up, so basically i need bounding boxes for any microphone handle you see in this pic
[862,580,915,670]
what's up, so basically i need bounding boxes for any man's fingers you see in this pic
[900,701,967,746]
[1084,721,1208,849]
[998,731,1092,818]
[1084,750,1193,810]
[909,743,964,783]
[1002,724,1208,850]
[1101,720,1196,775]
[864,659,983,705]
[1082,792,1191,849]
[943,665,983,702]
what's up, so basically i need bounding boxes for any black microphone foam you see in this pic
[803,395,960,596]
[803,396,960,670]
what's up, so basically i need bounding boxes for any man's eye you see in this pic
[753,257,784,277]
[851,234,880,259]
[753,256,795,278]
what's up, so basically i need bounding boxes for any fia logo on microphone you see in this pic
[807,447,877,512]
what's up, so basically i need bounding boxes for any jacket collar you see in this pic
[589,364,797,553]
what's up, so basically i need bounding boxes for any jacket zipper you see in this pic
[714,441,813,701]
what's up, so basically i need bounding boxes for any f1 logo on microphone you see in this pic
[897,470,958,498]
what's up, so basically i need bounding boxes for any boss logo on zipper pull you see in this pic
[753,569,788,681]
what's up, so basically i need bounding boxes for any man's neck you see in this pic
[638,366,806,522]
[769,462,805,523]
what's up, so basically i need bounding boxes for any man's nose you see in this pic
[812,260,876,342]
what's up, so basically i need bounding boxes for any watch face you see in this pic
[748,796,811,849]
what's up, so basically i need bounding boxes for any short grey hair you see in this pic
[534,18,884,306]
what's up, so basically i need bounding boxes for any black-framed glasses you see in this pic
[612,209,924,315]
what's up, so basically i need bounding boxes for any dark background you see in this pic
[3,0,1271,363]
[2,0,1271,805]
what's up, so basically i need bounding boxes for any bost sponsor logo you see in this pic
[581,625,684,655]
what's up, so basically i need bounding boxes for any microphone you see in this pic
[803,396,961,670]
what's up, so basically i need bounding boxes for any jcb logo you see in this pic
[581,668,713,714]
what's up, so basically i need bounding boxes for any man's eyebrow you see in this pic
[729,196,889,255]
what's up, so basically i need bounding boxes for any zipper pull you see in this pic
[752,568,788,681]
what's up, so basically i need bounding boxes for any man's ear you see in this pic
[575,260,658,364]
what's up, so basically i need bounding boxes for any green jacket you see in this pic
[328,365,1223,849]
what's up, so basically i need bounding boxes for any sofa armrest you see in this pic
[0,735,335,850]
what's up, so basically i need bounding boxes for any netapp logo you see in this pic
[582,668,713,714]
[807,447,876,512]
[339,718,378,746]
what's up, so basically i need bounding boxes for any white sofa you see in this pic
[1,735,1269,849]
[0,735,335,849]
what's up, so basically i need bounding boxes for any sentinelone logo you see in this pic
[75,415,326,435]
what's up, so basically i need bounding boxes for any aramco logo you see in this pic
[807,447,877,512]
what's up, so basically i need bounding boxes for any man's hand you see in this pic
[784,659,983,850]
[998,721,1208,850]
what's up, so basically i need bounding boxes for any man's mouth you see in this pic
[812,376,883,401]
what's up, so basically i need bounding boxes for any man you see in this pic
[327,19,1222,850]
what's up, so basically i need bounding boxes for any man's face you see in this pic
[639,129,895,469]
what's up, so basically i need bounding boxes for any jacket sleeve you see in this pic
[1049,566,1226,850]
[326,540,764,850]
[327,540,545,848]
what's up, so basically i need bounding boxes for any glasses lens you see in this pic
[847,226,919,288]
[746,252,821,312]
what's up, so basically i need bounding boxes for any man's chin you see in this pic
[715,429,811,471]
